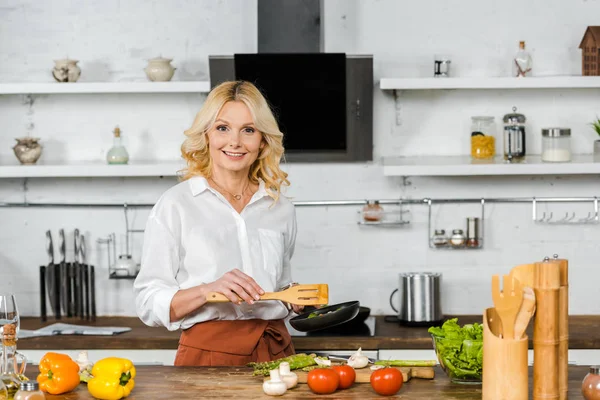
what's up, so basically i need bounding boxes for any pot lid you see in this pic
[148,57,173,62]
[503,106,526,123]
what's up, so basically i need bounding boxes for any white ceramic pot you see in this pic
[144,57,176,82]
[13,137,43,165]
[52,59,81,82]
[594,140,600,162]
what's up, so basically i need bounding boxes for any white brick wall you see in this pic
[1,0,600,319]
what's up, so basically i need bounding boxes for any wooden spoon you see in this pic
[206,284,329,306]
[491,275,523,339]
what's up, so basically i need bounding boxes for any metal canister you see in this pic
[502,106,527,163]
[466,217,480,248]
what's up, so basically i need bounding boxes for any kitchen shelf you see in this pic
[380,76,600,90]
[0,161,185,178]
[0,81,211,95]
[383,155,600,177]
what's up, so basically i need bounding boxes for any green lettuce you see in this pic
[428,318,483,380]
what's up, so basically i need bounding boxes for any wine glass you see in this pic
[0,294,24,398]
[0,294,19,345]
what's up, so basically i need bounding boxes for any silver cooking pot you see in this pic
[389,272,444,326]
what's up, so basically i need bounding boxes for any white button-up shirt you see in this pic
[133,176,297,331]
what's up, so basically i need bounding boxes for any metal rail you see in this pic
[0,196,599,208]
[1,196,600,208]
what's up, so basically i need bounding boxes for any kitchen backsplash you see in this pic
[2,0,600,318]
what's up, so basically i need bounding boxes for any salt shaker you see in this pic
[14,381,45,400]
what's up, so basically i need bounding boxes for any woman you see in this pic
[134,80,302,366]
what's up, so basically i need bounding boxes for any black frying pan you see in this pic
[289,301,360,332]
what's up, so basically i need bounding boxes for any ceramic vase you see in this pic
[52,59,81,82]
[13,137,42,165]
[144,57,176,82]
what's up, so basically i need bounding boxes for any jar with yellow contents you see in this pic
[470,116,496,160]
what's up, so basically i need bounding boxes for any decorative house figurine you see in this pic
[579,26,600,76]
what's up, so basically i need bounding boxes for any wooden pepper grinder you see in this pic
[552,255,569,400]
[533,258,561,400]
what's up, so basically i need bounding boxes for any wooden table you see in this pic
[25,365,589,399]
[18,315,600,351]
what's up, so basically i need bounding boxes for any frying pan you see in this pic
[289,301,360,332]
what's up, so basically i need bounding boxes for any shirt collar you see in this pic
[189,176,270,200]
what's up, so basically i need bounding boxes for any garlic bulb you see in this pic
[76,350,93,372]
[347,347,369,369]
[263,369,288,396]
[278,361,298,389]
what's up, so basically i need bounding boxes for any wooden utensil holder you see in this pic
[483,307,528,400]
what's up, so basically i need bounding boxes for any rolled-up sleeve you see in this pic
[277,206,297,289]
[133,215,183,331]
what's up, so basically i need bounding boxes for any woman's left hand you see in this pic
[290,304,304,314]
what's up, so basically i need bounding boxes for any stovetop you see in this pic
[286,316,376,337]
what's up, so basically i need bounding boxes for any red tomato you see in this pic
[307,368,340,394]
[370,367,403,396]
[331,365,356,389]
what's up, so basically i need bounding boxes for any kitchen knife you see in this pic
[74,229,83,318]
[80,235,90,320]
[90,265,96,321]
[58,228,66,318]
[44,230,57,318]
[40,265,46,322]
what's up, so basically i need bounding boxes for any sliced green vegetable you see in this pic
[247,353,318,376]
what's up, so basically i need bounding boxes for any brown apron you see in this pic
[174,319,295,366]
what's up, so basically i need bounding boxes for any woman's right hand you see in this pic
[204,268,265,305]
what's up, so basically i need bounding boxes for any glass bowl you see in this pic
[431,334,482,384]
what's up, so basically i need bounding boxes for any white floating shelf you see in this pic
[380,76,600,90]
[383,155,600,177]
[0,161,185,178]
[0,81,211,94]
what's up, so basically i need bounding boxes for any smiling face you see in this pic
[207,100,264,177]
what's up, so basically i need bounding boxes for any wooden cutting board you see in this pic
[291,366,435,383]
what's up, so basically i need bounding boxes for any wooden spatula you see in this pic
[206,284,329,306]
[491,275,523,340]
[513,286,536,340]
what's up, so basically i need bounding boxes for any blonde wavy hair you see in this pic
[180,80,289,202]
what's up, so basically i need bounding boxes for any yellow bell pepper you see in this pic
[87,357,136,400]
[36,352,81,395]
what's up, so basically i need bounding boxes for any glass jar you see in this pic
[582,365,600,400]
[466,217,480,248]
[431,229,448,247]
[450,229,466,248]
[14,381,45,400]
[470,117,496,160]
[502,107,527,163]
[541,128,571,163]
[363,200,383,222]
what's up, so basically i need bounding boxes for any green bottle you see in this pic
[106,126,129,164]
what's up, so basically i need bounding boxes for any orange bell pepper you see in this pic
[37,352,81,395]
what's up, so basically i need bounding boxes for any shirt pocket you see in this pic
[257,228,284,280]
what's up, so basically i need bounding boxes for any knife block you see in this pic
[482,307,528,400]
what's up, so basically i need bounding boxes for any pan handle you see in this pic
[389,289,399,313]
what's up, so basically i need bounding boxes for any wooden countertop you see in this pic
[24,365,590,399]
[18,315,600,351]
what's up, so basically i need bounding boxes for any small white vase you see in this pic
[594,140,600,162]
[52,59,81,82]
[144,57,176,82]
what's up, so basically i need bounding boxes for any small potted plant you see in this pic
[592,117,600,161]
